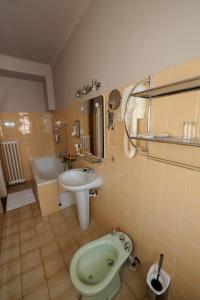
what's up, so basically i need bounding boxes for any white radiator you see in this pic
[1,141,25,185]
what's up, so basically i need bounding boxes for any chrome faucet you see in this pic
[124,242,131,252]
[111,228,117,236]
[83,167,94,173]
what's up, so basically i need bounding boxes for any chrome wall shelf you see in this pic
[129,75,200,171]
[130,135,200,147]
[131,75,200,99]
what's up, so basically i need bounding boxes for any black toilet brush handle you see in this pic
[157,254,163,280]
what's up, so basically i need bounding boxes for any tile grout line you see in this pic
[18,208,23,300]
[168,169,190,300]
[35,215,53,300]
[154,162,165,243]
[20,204,49,299]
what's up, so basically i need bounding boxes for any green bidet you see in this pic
[70,231,132,300]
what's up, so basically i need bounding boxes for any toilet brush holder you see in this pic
[147,264,170,297]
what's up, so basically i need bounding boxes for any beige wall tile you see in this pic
[172,272,198,300]
[0,112,55,181]
[178,217,200,269]
[184,171,200,223]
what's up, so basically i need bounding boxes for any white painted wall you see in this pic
[0,76,46,112]
[53,0,200,108]
[0,54,55,110]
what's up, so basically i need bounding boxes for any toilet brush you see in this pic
[151,254,163,292]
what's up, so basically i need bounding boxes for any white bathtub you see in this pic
[31,155,66,185]
[31,155,74,215]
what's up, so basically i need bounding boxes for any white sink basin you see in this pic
[58,168,103,230]
[58,168,102,192]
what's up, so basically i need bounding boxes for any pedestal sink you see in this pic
[58,168,103,230]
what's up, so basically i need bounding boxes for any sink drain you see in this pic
[106,258,114,266]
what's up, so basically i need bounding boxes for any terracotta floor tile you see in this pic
[19,204,32,215]
[52,224,69,238]
[21,237,39,256]
[40,241,60,261]
[66,215,79,229]
[47,270,72,299]
[20,228,36,243]
[23,283,50,300]
[4,215,19,227]
[31,202,39,209]
[32,208,40,217]
[48,212,66,227]
[21,249,41,273]
[115,283,137,300]
[20,219,35,233]
[35,220,51,236]
[37,232,56,248]
[53,287,78,300]
[43,253,66,279]
[0,276,22,300]
[22,264,46,296]
[1,234,19,250]
[19,211,33,222]
[61,242,79,267]
[3,224,19,237]
[92,228,106,239]
[57,234,76,250]
[0,244,20,266]
[0,258,20,286]
[61,206,76,218]
[75,231,93,247]
[33,215,43,225]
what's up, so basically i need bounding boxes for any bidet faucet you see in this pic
[124,242,131,252]
[111,228,117,236]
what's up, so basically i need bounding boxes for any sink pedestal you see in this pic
[58,168,102,230]
[75,190,89,230]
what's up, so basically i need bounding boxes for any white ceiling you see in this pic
[0,0,91,64]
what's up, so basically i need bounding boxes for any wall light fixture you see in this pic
[75,79,101,97]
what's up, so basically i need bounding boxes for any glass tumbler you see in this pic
[181,121,196,140]
[187,121,196,140]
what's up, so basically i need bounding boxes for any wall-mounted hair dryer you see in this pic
[121,82,146,158]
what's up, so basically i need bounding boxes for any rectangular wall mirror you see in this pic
[79,95,104,160]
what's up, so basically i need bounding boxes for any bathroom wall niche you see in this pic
[79,95,104,160]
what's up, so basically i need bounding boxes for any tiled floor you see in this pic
[0,201,147,300]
